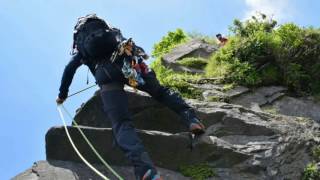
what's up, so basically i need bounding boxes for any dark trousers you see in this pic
[99,69,199,179]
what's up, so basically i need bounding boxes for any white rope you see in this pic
[60,105,124,180]
[57,105,109,180]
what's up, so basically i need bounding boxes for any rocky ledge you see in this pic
[14,87,318,179]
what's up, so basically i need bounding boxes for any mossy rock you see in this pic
[177,57,208,70]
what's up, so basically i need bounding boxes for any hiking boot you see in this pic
[142,169,163,180]
[189,122,205,135]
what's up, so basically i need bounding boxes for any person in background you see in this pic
[216,33,228,46]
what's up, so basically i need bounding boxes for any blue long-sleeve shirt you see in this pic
[58,53,95,99]
[58,39,147,99]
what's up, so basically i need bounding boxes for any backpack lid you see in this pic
[74,14,110,33]
[71,14,124,60]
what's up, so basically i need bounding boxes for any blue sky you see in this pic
[0,0,319,179]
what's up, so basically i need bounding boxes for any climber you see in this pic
[56,14,205,180]
[216,33,228,46]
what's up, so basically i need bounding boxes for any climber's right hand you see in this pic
[56,96,66,105]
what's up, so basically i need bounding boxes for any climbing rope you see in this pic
[67,84,97,98]
[57,105,109,180]
[57,104,124,180]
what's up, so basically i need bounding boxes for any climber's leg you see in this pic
[137,70,205,132]
[100,89,157,179]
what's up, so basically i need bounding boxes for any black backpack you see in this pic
[72,14,123,62]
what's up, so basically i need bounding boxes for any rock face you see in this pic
[14,85,320,179]
[14,81,320,180]
[73,87,164,129]
[161,39,218,73]
[230,86,287,108]
[12,160,189,180]
[192,81,320,123]
[13,35,320,180]
[198,84,250,102]
[44,89,319,180]
[272,96,320,123]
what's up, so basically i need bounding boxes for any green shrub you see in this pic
[230,13,277,37]
[275,24,320,94]
[205,40,236,78]
[284,63,310,93]
[205,13,320,95]
[150,29,204,99]
[152,28,189,58]
[177,57,208,69]
[302,163,320,180]
[206,50,262,87]
[151,14,320,98]
[150,58,202,99]
[227,59,262,86]
[260,64,282,85]
[179,163,216,180]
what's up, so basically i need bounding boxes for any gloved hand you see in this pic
[56,96,66,105]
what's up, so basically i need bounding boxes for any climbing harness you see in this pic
[57,104,124,180]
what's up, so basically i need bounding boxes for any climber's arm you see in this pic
[57,52,83,102]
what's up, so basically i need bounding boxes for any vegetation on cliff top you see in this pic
[206,13,320,96]
[151,14,320,98]
[151,28,202,99]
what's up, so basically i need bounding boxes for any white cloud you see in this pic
[244,0,293,22]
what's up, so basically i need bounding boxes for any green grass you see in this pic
[205,56,232,78]
[207,96,221,102]
[302,163,320,180]
[301,145,320,180]
[222,83,235,92]
[177,57,208,69]
[263,106,279,115]
[179,163,216,180]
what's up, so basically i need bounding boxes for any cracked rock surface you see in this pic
[34,88,320,179]
[12,160,189,180]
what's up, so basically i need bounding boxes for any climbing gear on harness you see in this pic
[57,104,124,180]
[122,60,145,87]
[111,38,149,89]
[142,169,163,180]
